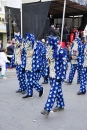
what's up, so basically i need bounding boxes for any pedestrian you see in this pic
[55,26,61,40]
[49,24,55,36]
[0,40,3,51]
[0,48,10,79]
[41,36,67,116]
[63,25,69,46]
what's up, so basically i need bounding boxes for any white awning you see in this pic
[22,0,52,4]
[1,0,21,8]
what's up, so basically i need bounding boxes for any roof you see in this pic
[49,0,87,18]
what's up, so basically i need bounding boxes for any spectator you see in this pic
[63,25,69,46]
[6,41,14,66]
[49,24,55,36]
[0,40,3,51]
[12,38,15,45]
[55,27,61,40]
[0,48,10,79]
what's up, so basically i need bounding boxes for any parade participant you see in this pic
[65,35,82,84]
[77,36,87,95]
[0,48,10,79]
[41,36,67,116]
[41,39,49,84]
[22,34,44,98]
[10,34,26,94]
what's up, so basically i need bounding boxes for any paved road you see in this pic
[0,68,87,130]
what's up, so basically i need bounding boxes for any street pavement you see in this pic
[0,68,87,130]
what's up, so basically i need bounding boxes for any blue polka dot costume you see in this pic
[66,37,82,84]
[22,34,43,98]
[10,35,26,93]
[78,41,87,94]
[41,36,67,115]
[41,42,49,84]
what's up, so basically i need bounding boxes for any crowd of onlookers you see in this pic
[49,24,69,46]
[49,24,83,45]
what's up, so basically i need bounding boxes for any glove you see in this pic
[56,79,61,82]
[22,68,25,74]
[36,70,40,73]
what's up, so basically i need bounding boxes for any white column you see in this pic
[60,0,66,44]
[21,0,22,37]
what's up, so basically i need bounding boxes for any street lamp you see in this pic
[4,9,17,40]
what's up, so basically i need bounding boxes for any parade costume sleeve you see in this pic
[41,44,47,69]
[10,54,15,68]
[78,44,84,67]
[32,43,43,72]
[21,47,26,69]
[56,48,67,81]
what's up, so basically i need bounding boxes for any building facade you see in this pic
[0,1,7,47]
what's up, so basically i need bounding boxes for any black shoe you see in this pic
[21,90,26,94]
[77,91,85,95]
[53,106,64,112]
[39,88,43,97]
[42,82,48,84]
[41,109,50,116]
[77,82,80,84]
[16,90,22,93]
[65,81,72,84]
[22,95,33,98]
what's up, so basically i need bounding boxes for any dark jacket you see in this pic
[63,27,69,40]
[7,45,14,55]
[0,43,3,50]
[49,27,55,36]
[55,29,60,37]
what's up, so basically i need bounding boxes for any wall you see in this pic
[3,33,7,47]
[0,0,7,45]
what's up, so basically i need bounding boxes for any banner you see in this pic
[7,0,21,8]
[23,2,50,39]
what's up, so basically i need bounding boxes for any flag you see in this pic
[7,0,21,8]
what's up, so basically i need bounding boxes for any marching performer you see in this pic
[22,34,44,98]
[65,35,82,84]
[10,34,26,94]
[41,36,67,116]
[41,39,49,84]
[77,36,87,95]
